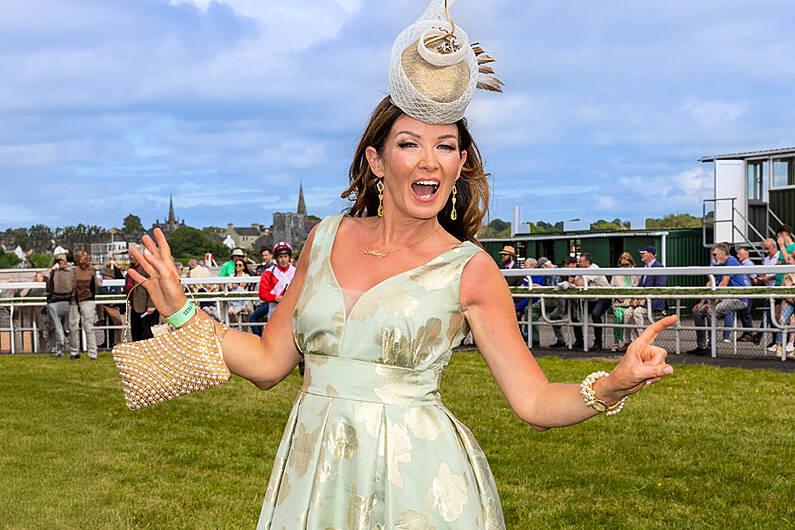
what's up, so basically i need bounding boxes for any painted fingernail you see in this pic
[645,380,652,386]
[663,366,673,375]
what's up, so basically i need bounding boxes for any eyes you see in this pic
[397,140,458,151]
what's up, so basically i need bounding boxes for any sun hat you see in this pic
[499,245,516,256]
[231,249,245,257]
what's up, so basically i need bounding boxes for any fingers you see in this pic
[637,314,678,344]
[126,266,146,284]
[139,235,180,281]
[152,228,173,263]
[647,344,668,364]
[130,247,158,278]
[639,362,674,380]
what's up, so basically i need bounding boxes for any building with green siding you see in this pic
[480,228,708,288]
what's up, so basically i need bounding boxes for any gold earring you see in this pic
[450,184,457,221]
[376,179,384,217]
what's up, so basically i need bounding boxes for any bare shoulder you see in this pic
[460,250,509,309]
[339,215,375,234]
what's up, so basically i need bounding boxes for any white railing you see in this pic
[0,277,264,355]
[2,266,795,360]
[504,264,795,360]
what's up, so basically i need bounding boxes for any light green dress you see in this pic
[258,214,505,529]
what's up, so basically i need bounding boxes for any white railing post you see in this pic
[709,274,717,359]
[9,303,15,355]
[675,299,681,355]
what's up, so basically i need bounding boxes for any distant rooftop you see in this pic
[233,227,261,236]
[699,147,795,162]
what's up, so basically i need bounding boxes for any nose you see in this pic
[417,144,440,172]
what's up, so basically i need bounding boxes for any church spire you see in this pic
[168,194,176,224]
[297,181,307,215]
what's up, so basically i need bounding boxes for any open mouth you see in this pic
[411,179,440,201]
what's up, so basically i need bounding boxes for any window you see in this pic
[772,157,794,187]
[746,160,766,200]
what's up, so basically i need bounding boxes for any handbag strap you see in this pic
[121,279,198,344]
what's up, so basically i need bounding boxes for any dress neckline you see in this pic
[326,215,468,320]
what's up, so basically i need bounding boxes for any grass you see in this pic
[1,353,793,529]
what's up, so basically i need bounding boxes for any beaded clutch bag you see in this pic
[112,285,230,410]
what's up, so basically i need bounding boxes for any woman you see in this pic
[46,252,73,356]
[125,2,675,527]
[128,98,676,528]
[68,249,101,360]
[228,267,252,324]
[772,250,795,355]
[610,252,640,352]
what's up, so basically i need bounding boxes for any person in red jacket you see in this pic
[257,241,296,318]
[257,242,300,373]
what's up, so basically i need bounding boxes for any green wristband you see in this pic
[166,299,197,328]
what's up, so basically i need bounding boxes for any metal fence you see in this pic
[2,265,795,361]
[507,265,795,361]
[0,277,263,355]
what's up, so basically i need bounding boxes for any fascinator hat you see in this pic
[388,0,503,124]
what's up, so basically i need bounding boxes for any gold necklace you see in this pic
[363,221,443,258]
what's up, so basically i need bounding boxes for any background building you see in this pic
[225,183,320,251]
[700,147,795,256]
[151,195,185,237]
[225,223,269,249]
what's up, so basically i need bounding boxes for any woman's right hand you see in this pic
[127,228,187,319]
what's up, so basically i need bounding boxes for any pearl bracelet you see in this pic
[579,371,626,416]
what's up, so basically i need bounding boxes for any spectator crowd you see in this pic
[506,224,795,356]
[1,225,794,359]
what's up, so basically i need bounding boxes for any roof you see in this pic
[699,147,795,162]
[233,227,261,236]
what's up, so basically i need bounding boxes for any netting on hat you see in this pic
[388,0,478,124]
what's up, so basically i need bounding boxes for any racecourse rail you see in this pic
[1,265,795,360]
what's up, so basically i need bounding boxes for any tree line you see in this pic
[0,213,232,267]
[479,213,704,239]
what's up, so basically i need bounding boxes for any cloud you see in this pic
[1,0,793,230]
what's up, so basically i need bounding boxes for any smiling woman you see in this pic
[119,1,678,528]
[342,96,490,243]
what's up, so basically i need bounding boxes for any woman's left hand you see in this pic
[596,315,678,404]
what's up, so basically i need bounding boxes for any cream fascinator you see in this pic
[389,0,503,124]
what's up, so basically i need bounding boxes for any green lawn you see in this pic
[1,353,792,529]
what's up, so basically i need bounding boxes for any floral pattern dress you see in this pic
[258,214,505,529]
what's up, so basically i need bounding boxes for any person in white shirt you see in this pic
[572,253,610,350]
[752,239,780,347]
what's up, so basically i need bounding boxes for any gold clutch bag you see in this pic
[112,286,230,410]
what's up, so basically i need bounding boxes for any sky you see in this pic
[1,0,794,231]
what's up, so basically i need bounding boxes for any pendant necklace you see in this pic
[363,221,443,258]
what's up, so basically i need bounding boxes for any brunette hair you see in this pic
[617,252,635,267]
[341,96,490,244]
